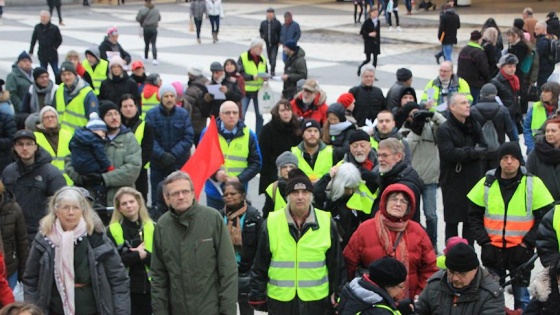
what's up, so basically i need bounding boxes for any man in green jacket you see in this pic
[151,171,238,315]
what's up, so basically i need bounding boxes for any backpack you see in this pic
[549,38,560,64]
[480,107,501,152]
[520,49,537,75]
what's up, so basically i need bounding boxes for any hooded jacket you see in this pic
[0,112,16,173]
[23,221,131,315]
[6,63,33,111]
[98,71,140,106]
[536,208,560,267]
[338,276,400,315]
[0,189,29,278]
[343,184,438,298]
[98,37,131,65]
[0,147,66,243]
[282,47,307,100]
[525,267,560,315]
[290,89,328,125]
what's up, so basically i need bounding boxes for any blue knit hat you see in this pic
[17,51,32,63]
[86,112,107,132]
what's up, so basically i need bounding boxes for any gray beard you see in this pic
[354,154,366,163]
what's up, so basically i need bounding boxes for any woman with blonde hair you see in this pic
[64,50,93,88]
[0,302,43,315]
[108,187,154,315]
[482,27,500,77]
[23,186,130,315]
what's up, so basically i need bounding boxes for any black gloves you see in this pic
[413,109,434,121]
[396,298,416,315]
[409,120,425,136]
[470,147,487,160]
[248,291,268,312]
[481,243,498,267]
[83,173,104,186]
[160,152,176,168]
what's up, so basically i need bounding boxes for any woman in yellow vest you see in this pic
[220,181,263,315]
[522,81,560,153]
[338,257,415,315]
[107,187,154,315]
[262,151,298,218]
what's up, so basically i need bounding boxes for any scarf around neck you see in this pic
[30,80,55,112]
[535,140,560,165]
[500,69,520,92]
[329,121,353,136]
[47,218,88,315]
[225,202,248,251]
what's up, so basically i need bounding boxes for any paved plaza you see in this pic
[1,0,559,311]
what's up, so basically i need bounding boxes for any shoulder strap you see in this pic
[392,231,404,254]
[272,181,278,205]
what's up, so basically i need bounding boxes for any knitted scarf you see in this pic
[374,213,410,299]
[30,80,55,113]
[47,218,88,315]
[500,69,520,92]
[225,202,247,251]
[535,141,560,165]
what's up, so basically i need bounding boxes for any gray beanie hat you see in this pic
[479,83,497,98]
[276,151,298,168]
[39,105,59,122]
[158,84,177,99]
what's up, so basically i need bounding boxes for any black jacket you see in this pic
[438,10,460,45]
[536,208,560,267]
[0,190,29,278]
[29,22,62,61]
[482,40,499,78]
[526,139,560,201]
[99,37,132,64]
[491,71,520,116]
[349,84,386,127]
[205,78,243,118]
[219,204,262,274]
[1,147,66,242]
[508,41,530,87]
[258,117,302,194]
[338,276,399,315]
[122,115,153,168]
[360,18,381,55]
[546,16,560,39]
[536,34,555,78]
[259,18,282,46]
[282,47,308,100]
[0,112,16,173]
[525,267,560,315]
[457,42,491,89]
[107,218,152,295]
[436,114,485,223]
[99,73,140,106]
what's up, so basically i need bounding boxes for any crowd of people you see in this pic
[1,0,560,314]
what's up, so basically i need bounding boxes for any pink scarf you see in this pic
[47,218,88,315]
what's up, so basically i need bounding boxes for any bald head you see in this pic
[439,61,454,81]
[219,101,240,131]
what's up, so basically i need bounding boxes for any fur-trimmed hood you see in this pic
[530,267,554,302]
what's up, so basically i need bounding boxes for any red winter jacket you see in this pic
[290,90,328,126]
[343,184,438,298]
[0,253,15,307]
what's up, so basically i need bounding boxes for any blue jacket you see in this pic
[523,103,555,154]
[70,128,111,175]
[145,104,194,170]
[280,21,301,44]
[202,119,262,200]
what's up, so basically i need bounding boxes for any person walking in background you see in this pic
[353,0,364,24]
[136,0,161,65]
[99,27,132,65]
[46,0,63,26]
[280,11,301,63]
[0,0,5,25]
[281,40,307,100]
[6,51,33,115]
[546,11,560,39]
[259,8,282,77]
[435,4,460,63]
[457,30,490,105]
[535,22,555,90]
[358,9,380,76]
[387,0,401,32]
[30,11,62,84]
[206,0,223,43]
[190,0,206,44]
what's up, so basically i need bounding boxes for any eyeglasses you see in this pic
[168,189,192,198]
[302,88,315,93]
[221,111,239,116]
[447,269,470,278]
[388,197,409,206]
[223,192,240,197]
[57,205,82,212]
[15,142,36,148]
[377,153,395,159]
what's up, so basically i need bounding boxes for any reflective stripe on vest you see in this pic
[219,127,250,176]
[34,130,74,185]
[370,137,379,150]
[133,121,149,170]
[240,52,267,92]
[56,86,92,133]
[108,221,155,279]
[420,78,473,105]
[291,146,333,182]
[554,206,560,251]
[82,59,108,95]
[483,175,534,248]
[530,102,547,136]
[266,182,287,212]
[346,183,377,215]
[267,209,331,302]
[365,305,401,315]
[140,92,159,120]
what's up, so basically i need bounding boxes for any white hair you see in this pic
[250,38,265,49]
[40,10,50,17]
[328,163,362,202]
[360,64,376,77]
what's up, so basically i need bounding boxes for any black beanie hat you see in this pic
[401,101,420,119]
[498,142,524,165]
[327,103,346,123]
[285,169,313,195]
[33,67,48,81]
[348,130,371,144]
[98,100,120,120]
[301,119,321,134]
[368,257,407,288]
[445,243,479,272]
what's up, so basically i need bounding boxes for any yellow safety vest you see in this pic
[553,206,560,251]
[291,146,333,182]
[358,305,401,315]
[240,52,267,92]
[108,220,155,279]
[265,182,287,212]
[82,59,108,95]
[267,209,331,302]
[346,183,377,215]
[140,92,159,120]
[219,127,250,176]
[420,77,473,106]
[370,137,379,151]
[467,171,554,248]
[133,121,149,170]
[530,102,547,136]
[55,85,92,133]
[34,130,74,185]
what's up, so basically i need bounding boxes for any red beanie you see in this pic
[337,93,355,109]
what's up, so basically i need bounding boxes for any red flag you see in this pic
[181,116,224,199]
